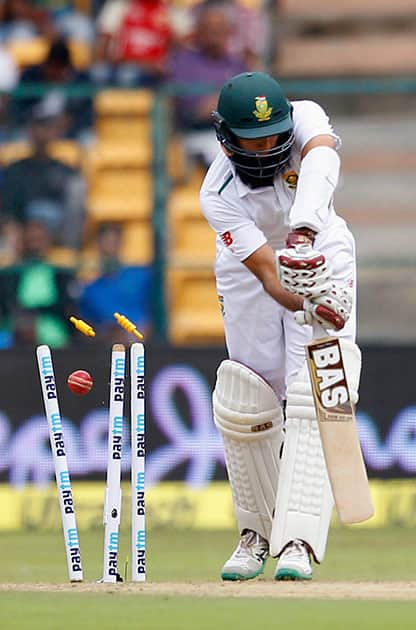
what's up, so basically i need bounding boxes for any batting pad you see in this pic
[270,342,360,562]
[213,360,284,541]
[270,362,333,562]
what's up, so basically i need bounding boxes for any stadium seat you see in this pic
[278,34,416,77]
[95,116,151,145]
[167,137,188,184]
[121,220,154,265]
[95,114,152,143]
[48,246,79,268]
[86,142,152,170]
[168,268,224,344]
[0,140,82,168]
[87,168,153,222]
[94,89,153,144]
[94,89,154,117]
[7,38,91,69]
[282,0,416,22]
[169,189,216,263]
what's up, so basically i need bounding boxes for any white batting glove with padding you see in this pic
[276,243,332,299]
[295,284,353,331]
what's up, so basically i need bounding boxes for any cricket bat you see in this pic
[305,328,374,524]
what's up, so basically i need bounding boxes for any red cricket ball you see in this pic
[67,370,93,395]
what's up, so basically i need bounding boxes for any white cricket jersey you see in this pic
[200,100,345,264]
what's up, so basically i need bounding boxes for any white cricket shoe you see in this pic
[275,539,313,580]
[221,529,269,581]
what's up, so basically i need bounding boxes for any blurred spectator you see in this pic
[0,43,19,141]
[17,37,94,141]
[0,217,23,266]
[169,3,247,167]
[0,41,18,90]
[191,0,266,70]
[92,0,173,87]
[0,104,86,252]
[0,0,55,43]
[34,1,95,43]
[0,218,77,348]
[78,222,153,343]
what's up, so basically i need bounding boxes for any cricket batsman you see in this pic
[200,72,361,580]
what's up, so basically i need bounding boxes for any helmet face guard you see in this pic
[212,72,295,186]
[212,110,294,183]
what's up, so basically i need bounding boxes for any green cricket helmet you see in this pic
[211,72,294,185]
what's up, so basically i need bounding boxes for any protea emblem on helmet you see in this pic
[253,96,273,122]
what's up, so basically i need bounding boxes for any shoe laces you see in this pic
[281,539,309,560]
[238,530,269,555]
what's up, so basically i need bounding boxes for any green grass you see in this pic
[1,526,415,583]
[1,594,416,630]
[1,527,416,629]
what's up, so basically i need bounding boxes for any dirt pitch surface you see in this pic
[1,581,416,600]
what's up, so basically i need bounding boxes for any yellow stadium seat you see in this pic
[168,268,224,344]
[169,194,215,263]
[7,38,48,67]
[0,142,30,165]
[168,177,215,262]
[121,220,153,265]
[87,169,153,222]
[7,38,91,69]
[167,137,187,183]
[0,140,82,168]
[94,90,153,144]
[48,246,79,268]
[94,89,154,117]
[95,117,151,144]
[69,40,92,70]
[170,215,216,262]
[49,140,83,168]
[86,142,152,171]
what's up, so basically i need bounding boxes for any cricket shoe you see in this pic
[275,539,313,581]
[221,529,269,581]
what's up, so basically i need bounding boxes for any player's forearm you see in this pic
[243,243,304,312]
[262,276,304,312]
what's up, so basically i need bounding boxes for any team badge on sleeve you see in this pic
[283,170,298,189]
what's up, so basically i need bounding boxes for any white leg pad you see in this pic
[270,410,333,562]
[213,360,284,541]
[270,339,361,562]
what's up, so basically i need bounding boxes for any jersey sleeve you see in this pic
[292,100,341,153]
[200,189,267,261]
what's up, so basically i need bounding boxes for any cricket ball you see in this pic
[67,370,93,395]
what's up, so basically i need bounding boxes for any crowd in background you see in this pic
[0,0,269,349]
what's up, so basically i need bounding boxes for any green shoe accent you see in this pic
[275,568,312,581]
[221,565,265,582]
[221,569,263,582]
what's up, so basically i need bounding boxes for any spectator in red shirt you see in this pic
[93,0,173,87]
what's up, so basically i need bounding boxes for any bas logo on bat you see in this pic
[307,339,352,419]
